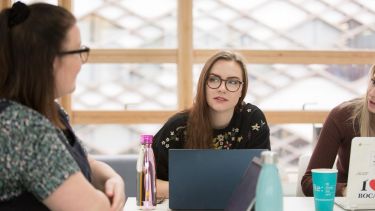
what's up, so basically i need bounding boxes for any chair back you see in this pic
[296,154,311,196]
[92,154,138,197]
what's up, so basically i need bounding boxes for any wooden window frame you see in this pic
[2,0,375,125]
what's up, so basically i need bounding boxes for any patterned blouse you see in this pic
[0,99,81,202]
[152,102,271,180]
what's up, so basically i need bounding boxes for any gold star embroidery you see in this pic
[217,134,224,142]
[252,123,260,131]
[237,137,243,142]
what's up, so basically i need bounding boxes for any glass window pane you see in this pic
[74,124,162,154]
[74,123,315,167]
[194,64,370,110]
[73,63,177,110]
[74,122,318,195]
[270,123,316,167]
[193,0,375,50]
[73,0,177,48]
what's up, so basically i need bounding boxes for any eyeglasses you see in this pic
[59,46,90,63]
[206,74,243,92]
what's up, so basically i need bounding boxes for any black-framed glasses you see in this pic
[59,46,90,63]
[206,74,243,92]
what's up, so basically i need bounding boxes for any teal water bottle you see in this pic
[255,151,283,211]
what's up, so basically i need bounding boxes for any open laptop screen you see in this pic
[334,137,375,210]
[169,149,264,210]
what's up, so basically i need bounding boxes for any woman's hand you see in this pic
[104,176,126,211]
[341,186,347,197]
[88,156,126,211]
[156,179,169,199]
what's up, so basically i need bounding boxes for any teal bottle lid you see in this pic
[261,151,278,164]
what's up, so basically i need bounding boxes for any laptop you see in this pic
[334,137,375,210]
[169,149,264,210]
[224,156,262,211]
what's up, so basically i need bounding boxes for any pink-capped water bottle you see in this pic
[136,135,156,209]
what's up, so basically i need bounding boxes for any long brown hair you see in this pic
[185,51,248,149]
[349,65,375,136]
[0,3,76,127]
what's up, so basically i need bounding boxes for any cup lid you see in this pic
[311,168,338,173]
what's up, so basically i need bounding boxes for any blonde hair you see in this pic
[349,65,375,136]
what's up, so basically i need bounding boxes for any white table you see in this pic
[124,197,345,210]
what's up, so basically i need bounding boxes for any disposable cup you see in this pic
[312,168,338,211]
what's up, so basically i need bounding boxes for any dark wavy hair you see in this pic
[0,3,76,127]
[185,51,248,149]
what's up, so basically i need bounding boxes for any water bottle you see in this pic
[255,151,283,211]
[136,135,156,209]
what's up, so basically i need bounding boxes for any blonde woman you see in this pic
[302,65,375,196]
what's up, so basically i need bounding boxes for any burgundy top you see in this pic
[301,101,359,196]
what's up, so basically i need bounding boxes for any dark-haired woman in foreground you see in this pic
[0,2,125,210]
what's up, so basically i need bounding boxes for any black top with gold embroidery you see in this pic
[152,102,271,181]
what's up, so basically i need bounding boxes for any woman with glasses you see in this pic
[0,2,124,210]
[152,51,271,198]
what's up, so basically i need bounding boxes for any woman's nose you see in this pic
[369,86,375,96]
[218,81,227,92]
